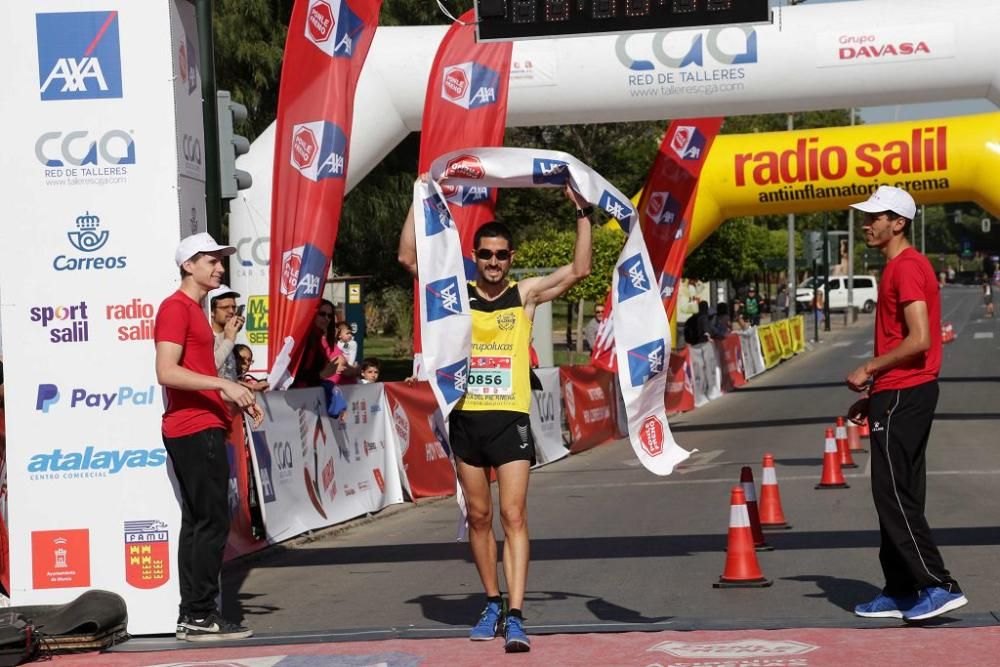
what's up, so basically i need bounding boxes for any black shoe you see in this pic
[180,613,253,642]
[175,615,188,640]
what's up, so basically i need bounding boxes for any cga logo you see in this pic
[36,382,156,412]
[305,0,364,58]
[425,276,463,321]
[627,339,666,388]
[290,121,347,182]
[441,62,499,110]
[280,243,327,300]
[616,253,651,302]
[55,211,127,272]
[436,359,468,404]
[28,446,167,478]
[532,158,570,185]
[670,125,706,161]
[30,301,89,343]
[36,11,123,101]
[36,129,135,167]
[616,26,758,71]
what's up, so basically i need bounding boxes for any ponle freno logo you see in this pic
[440,62,500,110]
[445,154,485,180]
[36,11,123,101]
[304,0,363,58]
[670,125,706,161]
[32,529,90,590]
[106,298,155,341]
[28,446,168,481]
[280,243,327,300]
[54,211,127,272]
[29,301,89,343]
[289,121,347,182]
[35,382,156,412]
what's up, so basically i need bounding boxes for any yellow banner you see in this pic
[775,320,794,360]
[757,324,782,369]
[790,315,805,353]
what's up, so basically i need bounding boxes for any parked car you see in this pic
[795,276,878,313]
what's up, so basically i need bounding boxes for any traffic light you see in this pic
[475,0,770,42]
[217,89,252,199]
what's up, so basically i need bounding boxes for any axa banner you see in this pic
[417,147,690,475]
[591,118,722,373]
[559,365,616,455]
[383,381,456,499]
[529,367,567,467]
[665,349,695,415]
[412,9,511,360]
[267,0,381,388]
[736,328,766,380]
[249,384,405,543]
[716,334,747,393]
[0,0,210,634]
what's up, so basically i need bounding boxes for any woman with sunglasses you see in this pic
[290,299,350,388]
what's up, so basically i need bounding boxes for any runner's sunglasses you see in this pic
[475,248,512,261]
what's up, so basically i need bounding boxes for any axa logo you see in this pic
[627,339,666,388]
[646,191,682,227]
[440,184,490,208]
[615,26,758,71]
[28,446,167,476]
[659,272,678,299]
[36,11,123,101]
[436,359,468,404]
[36,129,135,167]
[599,191,633,223]
[279,243,327,300]
[441,61,499,110]
[670,125,706,161]
[426,276,463,321]
[305,0,364,59]
[423,193,452,236]
[290,121,347,182]
[616,253,651,302]
[532,158,570,185]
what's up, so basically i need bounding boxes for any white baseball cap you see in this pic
[175,232,236,267]
[206,284,240,304]
[850,185,916,220]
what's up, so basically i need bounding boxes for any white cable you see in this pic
[435,0,478,25]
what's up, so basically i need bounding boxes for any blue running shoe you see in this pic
[854,592,918,618]
[469,601,504,641]
[903,586,968,622]
[503,615,531,653]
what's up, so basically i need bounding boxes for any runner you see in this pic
[399,175,593,652]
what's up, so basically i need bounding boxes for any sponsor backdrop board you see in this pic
[0,1,204,633]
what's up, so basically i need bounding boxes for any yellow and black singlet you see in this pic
[455,280,533,414]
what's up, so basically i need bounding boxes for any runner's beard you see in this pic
[479,265,507,285]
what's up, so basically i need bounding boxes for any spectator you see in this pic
[233,344,268,392]
[712,302,732,338]
[683,301,712,345]
[582,303,605,351]
[743,286,762,326]
[291,300,348,388]
[335,321,357,365]
[359,358,381,384]
[775,284,790,320]
[982,274,994,319]
[206,285,242,381]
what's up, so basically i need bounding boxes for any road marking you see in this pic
[676,449,725,475]
[852,353,870,359]
[832,341,852,348]
[973,332,994,339]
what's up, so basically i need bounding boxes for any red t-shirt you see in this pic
[873,247,942,392]
[154,290,231,437]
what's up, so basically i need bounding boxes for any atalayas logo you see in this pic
[445,155,485,180]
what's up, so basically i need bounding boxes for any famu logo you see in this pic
[441,62,499,110]
[28,446,167,481]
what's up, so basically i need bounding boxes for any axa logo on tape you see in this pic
[532,158,570,185]
[671,125,706,161]
[290,121,347,182]
[599,190,633,222]
[435,359,468,404]
[279,243,327,300]
[305,0,364,58]
[648,639,819,658]
[646,191,682,227]
[441,61,499,110]
[616,253,651,302]
[423,193,452,236]
[627,339,665,388]
[440,184,491,207]
[425,276,463,321]
[36,11,123,101]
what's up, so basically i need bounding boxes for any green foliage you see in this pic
[514,225,626,303]
[685,217,767,281]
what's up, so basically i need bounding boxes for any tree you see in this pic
[513,225,626,304]
[685,217,768,282]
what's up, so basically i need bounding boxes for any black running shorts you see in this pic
[448,410,536,468]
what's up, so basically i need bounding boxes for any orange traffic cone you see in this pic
[847,420,866,453]
[714,486,773,588]
[740,466,773,551]
[759,454,791,530]
[816,427,849,489]
[835,417,857,469]
[859,417,870,438]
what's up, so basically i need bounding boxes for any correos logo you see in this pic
[28,446,167,480]
[35,383,156,412]
[54,211,127,271]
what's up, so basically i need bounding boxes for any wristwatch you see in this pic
[576,205,594,219]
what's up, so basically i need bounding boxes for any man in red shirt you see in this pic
[155,233,263,641]
[846,186,967,622]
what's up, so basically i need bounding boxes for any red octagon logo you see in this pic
[446,155,485,180]
[292,127,318,170]
[646,192,665,218]
[281,253,301,295]
[443,67,468,100]
[307,1,335,43]
[640,415,664,457]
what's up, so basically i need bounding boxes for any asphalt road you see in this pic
[220,285,999,637]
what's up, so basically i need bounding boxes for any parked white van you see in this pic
[796,276,878,312]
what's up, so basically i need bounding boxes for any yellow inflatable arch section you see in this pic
[687,112,1000,252]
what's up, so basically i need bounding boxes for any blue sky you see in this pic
[770,0,997,124]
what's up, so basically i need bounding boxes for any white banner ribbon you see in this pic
[414,147,690,475]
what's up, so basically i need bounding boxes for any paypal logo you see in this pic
[35,383,156,412]
[36,384,60,413]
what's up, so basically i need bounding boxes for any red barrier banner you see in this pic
[717,334,747,393]
[383,381,456,499]
[559,365,616,453]
[412,9,512,356]
[224,413,266,561]
[267,0,382,383]
[665,348,695,415]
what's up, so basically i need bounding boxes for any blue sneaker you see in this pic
[903,586,968,622]
[503,615,531,653]
[854,592,918,618]
[469,601,504,641]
